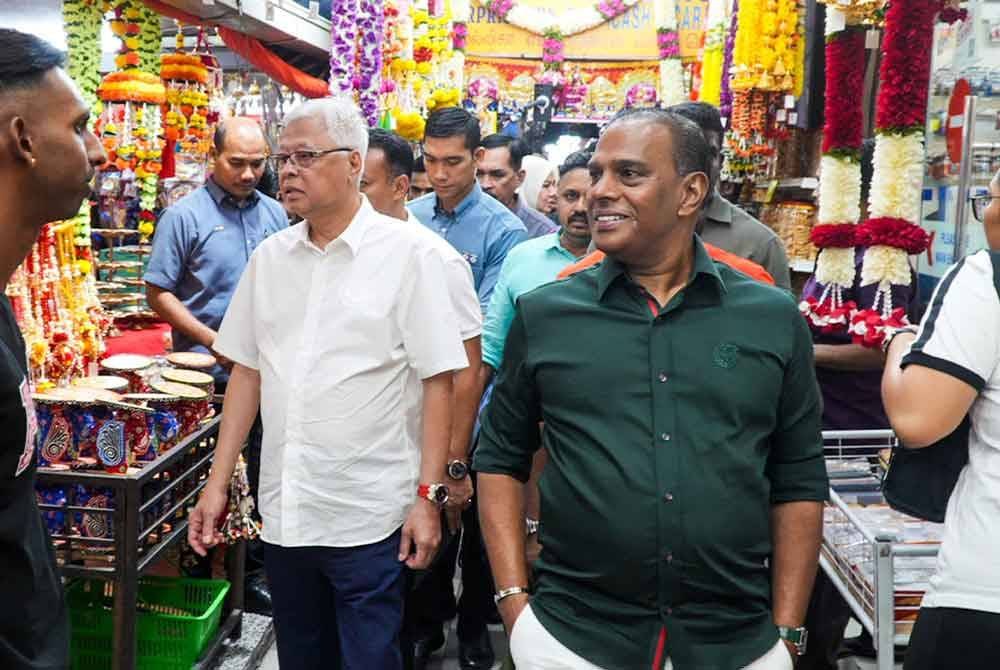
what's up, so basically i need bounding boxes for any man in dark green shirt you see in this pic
[475,109,828,670]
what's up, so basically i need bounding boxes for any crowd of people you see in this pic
[3,26,1000,670]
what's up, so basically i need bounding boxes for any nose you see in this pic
[86,129,107,167]
[589,170,617,204]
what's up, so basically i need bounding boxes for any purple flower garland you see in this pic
[357,0,384,125]
[330,0,359,96]
[719,0,738,121]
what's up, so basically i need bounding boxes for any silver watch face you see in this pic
[447,460,468,480]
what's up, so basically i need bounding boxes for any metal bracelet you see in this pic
[493,586,529,604]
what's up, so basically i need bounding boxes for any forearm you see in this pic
[770,501,823,627]
[449,339,482,462]
[479,472,530,589]
[206,364,261,492]
[421,372,454,483]
[146,284,216,348]
[814,343,886,371]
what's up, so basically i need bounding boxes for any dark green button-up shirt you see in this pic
[475,238,827,670]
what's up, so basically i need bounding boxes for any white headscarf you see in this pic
[519,154,558,211]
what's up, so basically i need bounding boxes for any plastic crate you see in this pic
[68,576,230,670]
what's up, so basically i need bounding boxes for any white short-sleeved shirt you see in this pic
[902,249,1000,613]
[214,197,469,548]
[406,210,482,341]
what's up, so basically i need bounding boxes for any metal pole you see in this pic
[953,95,977,262]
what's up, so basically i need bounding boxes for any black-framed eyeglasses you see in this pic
[971,194,999,223]
[268,148,353,171]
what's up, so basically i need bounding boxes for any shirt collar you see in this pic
[293,195,373,256]
[704,190,731,224]
[595,236,727,306]
[206,176,260,210]
[434,182,482,218]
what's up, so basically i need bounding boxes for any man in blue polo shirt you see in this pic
[145,117,288,385]
[144,117,287,610]
[409,108,527,314]
[407,107,526,670]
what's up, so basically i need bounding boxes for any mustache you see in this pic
[568,213,588,223]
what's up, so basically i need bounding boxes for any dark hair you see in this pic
[213,124,227,154]
[413,154,425,173]
[559,150,592,177]
[0,29,65,93]
[424,107,480,152]
[606,108,711,180]
[668,102,725,139]
[479,134,527,171]
[368,128,415,179]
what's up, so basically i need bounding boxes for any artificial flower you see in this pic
[874,0,937,132]
[867,131,926,223]
[817,156,862,225]
[814,247,857,287]
[855,218,930,255]
[821,28,865,154]
[811,223,858,249]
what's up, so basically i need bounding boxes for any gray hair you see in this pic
[283,96,369,157]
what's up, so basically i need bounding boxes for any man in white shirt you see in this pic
[188,98,469,670]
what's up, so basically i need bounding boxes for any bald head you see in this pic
[211,117,269,201]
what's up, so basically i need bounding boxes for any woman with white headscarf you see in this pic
[520,155,559,216]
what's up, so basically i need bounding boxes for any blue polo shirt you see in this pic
[144,179,288,381]
[481,232,581,370]
[408,183,527,314]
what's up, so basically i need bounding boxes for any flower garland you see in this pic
[656,0,687,106]
[731,0,802,92]
[542,29,565,71]
[849,0,936,348]
[358,0,386,125]
[800,16,865,334]
[330,0,360,97]
[698,0,728,106]
[476,0,642,38]
[138,4,161,77]
[719,0,738,121]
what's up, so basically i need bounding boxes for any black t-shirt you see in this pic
[0,295,69,669]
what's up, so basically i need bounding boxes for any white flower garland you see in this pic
[477,0,643,37]
[868,131,925,223]
[817,155,862,225]
[815,247,857,288]
[660,58,687,106]
[859,244,912,293]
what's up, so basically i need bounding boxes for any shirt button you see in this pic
[664,552,673,563]
[663,492,674,502]
[660,432,671,442]
[658,371,668,383]
[666,607,674,616]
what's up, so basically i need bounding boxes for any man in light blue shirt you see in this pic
[481,150,592,372]
[477,134,558,240]
[145,119,288,386]
[408,108,527,314]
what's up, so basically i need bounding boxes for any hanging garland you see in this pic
[799,13,865,334]
[731,0,802,92]
[698,0,728,106]
[719,0,738,122]
[848,0,938,348]
[542,29,566,71]
[477,0,640,37]
[656,0,686,106]
[330,0,361,97]
[358,0,386,124]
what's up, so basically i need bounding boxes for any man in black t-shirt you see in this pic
[0,30,107,669]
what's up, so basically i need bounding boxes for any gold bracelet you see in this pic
[493,586,529,604]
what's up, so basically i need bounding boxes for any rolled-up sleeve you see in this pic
[213,252,260,370]
[143,207,189,291]
[398,246,469,380]
[481,256,517,371]
[766,311,828,503]
[474,305,541,482]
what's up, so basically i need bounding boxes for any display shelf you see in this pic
[36,414,247,670]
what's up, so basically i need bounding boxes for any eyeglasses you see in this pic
[970,194,999,223]
[268,148,353,171]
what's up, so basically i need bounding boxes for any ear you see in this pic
[6,116,36,167]
[473,146,485,164]
[677,172,710,219]
[349,150,364,179]
[393,174,410,202]
[515,168,526,188]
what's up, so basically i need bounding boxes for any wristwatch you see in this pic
[417,483,450,505]
[447,459,469,480]
[777,626,808,656]
[525,517,539,536]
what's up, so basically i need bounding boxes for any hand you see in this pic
[443,475,474,533]
[498,593,529,637]
[188,484,228,556]
[211,349,234,371]
[398,499,442,570]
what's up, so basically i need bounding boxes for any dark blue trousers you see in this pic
[262,529,405,670]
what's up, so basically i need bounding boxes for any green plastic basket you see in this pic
[68,576,231,670]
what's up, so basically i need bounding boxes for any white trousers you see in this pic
[509,604,795,670]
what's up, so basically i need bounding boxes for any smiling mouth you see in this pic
[593,214,628,230]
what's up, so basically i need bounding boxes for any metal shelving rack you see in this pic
[36,413,247,670]
[820,430,942,670]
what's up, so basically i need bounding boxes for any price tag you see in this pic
[784,94,796,109]
[788,111,799,125]
[866,30,880,49]
[825,8,846,35]
[775,109,788,123]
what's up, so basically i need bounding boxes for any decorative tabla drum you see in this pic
[33,394,78,469]
[123,393,181,459]
[75,485,116,540]
[150,381,209,437]
[40,387,128,470]
[165,351,216,371]
[72,375,129,394]
[161,368,214,398]
[100,354,155,393]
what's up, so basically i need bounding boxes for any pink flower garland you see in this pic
[452,22,468,51]
[542,30,565,70]
[489,0,514,19]
[657,28,679,59]
[596,0,627,19]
